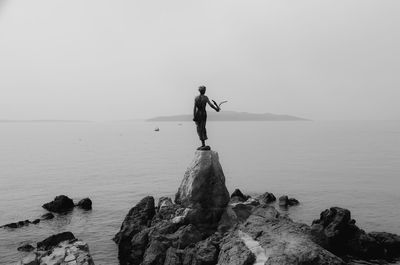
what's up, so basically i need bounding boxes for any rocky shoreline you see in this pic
[113,150,400,265]
[14,150,400,265]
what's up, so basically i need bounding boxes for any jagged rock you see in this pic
[18,253,38,265]
[221,205,345,265]
[369,232,400,258]
[76,198,92,210]
[42,195,74,213]
[218,232,256,265]
[3,222,18,228]
[310,207,400,260]
[142,238,170,265]
[37,231,76,251]
[41,213,55,220]
[17,234,94,265]
[113,196,156,265]
[230,189,250,203]
[256,192,276,204]
[158,197,173,211]
[174,224,203,249]
[164,247,182,265]
[17,243,35,252]
[175,151,229,225]
[2,220,30,229]
[278,195,299,207]
[32,219,40,224]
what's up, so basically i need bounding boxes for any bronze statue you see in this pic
[193,86,220,150]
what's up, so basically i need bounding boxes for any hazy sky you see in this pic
[0,0,399,120]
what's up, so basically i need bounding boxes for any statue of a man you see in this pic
[193,86,220,150]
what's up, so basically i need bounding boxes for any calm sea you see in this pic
[0,121,399,265]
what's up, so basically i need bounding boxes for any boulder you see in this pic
[310,207,400,260]
[231,205,345,265]
[175,151,230,224]
[369,232,400,258]
[113,196,156,265]
[76,198,92,210]
[278,195,299,207]
[230,189,250,203]
[17,243,35,252]
[18,233,94,265]
[256,192,276,204]
[42,195,74,213]
[37,231,76,251]
[32,219,40,224]
[218,232,256,265]
[158,197,174,211]
[173,224,203,249]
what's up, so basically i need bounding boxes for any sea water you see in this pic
[0,121,399,264]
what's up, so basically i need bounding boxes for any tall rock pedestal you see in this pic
[175,150,230,225]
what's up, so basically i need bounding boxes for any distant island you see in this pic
[147,111,309,122]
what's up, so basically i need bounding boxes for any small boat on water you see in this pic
[154,127,160,132]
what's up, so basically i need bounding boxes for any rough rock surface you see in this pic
[37,231,76,251]
[311,207,400,261]
[175,151,229,224]
[42,195,75,213]
[76,198,92,210]
[17,232,94,265]
[256,192,276,204]
[220,205,345,265]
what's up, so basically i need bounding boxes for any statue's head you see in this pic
[198,86,206,95]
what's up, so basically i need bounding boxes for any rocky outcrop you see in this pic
[278,195,299,207]
[311,207,400,262]
[256,192,276,204]
[42,195,75,213]
[17,232,94,265]
[113,150,356,265]
[175,151,230,225]
[76,198,92,210]
[1,213,55,230]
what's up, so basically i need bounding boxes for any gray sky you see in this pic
[0,0,399,121]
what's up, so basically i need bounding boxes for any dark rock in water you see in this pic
[41,212,55,220]
[76,198,92,210]
[113,196,155,264]
[279,195,299,207]
[175,151,229,224]
[18,238,94,265]
[37,231,76,251]
[3,222,18,229]
[42,195,75,213]
[368,232,400,258]
[256,191,276,204]
[197,145,211,151]
[310,207,400,261]
[32,219,41,224]
[230,189,250,202]
[17,243,35,252]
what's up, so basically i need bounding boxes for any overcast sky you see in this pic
[0,0,399,121]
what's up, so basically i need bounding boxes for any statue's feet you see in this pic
[197,145,211,151]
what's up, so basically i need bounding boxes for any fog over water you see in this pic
[0,0,400,121]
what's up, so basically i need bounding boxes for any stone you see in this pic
[41,213,55,220]
[256,192,276,204]
[218,232,256,265]
[174,224,202,249]
[235,206,345,265]
[141,239,169,265]
[164,247,182,265]
[42,195,75,213]
[76,198,92,210]
[113,196,155,265]
[369,231,400,258]
[175,151,229,224]
[157,197,173,211]
[230,189,250,202]
[32,219,41,224]
[18,243,35,252]
[37,231,76,251]
[278,195,299,207]
[3,222,18,228]
[21,253,38,265]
